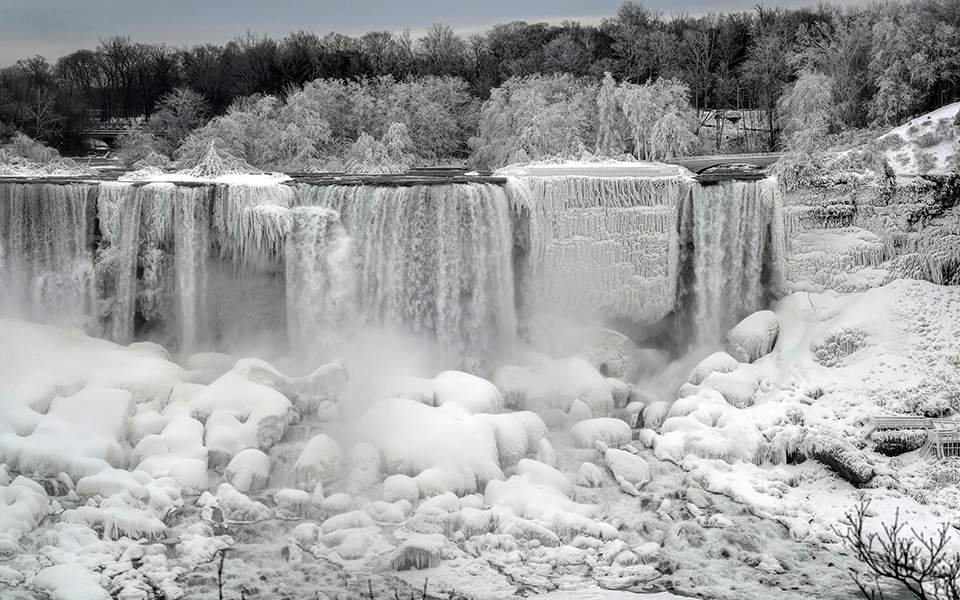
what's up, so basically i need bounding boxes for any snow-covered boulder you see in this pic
[33,564,110,600]
[577,462,604,488]
[699,370,760,408]
[600,445,651,495]
[493,366,550,411]
[382,474,419,504]
[433,371,504,414]
[726,310,779,363]
[274,488,311,518]
[607,378,631,409]
[0,476,48,554]
[224,448,270,492]
[134,416,208,492]
[293,434,343,491]
[191,366,294,464]
[642,402,671,430]
[570,418,632,449]
[688,351,740,385]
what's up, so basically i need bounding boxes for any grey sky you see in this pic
[0,0,857,67]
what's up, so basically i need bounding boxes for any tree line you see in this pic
[1,0,958,155]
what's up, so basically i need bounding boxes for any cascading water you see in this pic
[295,183,517,364]
[683,179,785,346]
[284,206,357,365]
[0,182,97,328]
[174,187,213,355]
[1,173,785,363]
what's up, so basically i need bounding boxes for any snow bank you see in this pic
[33,564,109,600]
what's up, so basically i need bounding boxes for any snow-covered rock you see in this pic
[726,310,779,363]
[570,418,632,448]
[224,448,270,492]
[688,351,740,385]
[293,434,343,491]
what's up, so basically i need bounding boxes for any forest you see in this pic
[0,0,958,167]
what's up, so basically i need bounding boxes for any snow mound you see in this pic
[726,310,780,363]
[688,351,740,385]
[32,563,109,600]
[224,448,271,492]
[293,434,343,491]
[190,365,295,466]
[357,398,546,495]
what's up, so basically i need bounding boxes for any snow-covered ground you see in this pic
[1,274,958,599]
[880,101,960,176]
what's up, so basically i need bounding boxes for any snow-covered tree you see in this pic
[468,74,597,169]
[595,72,626,156]
[619,78,697,160]
[777,70,835,151]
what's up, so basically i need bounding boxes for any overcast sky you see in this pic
[0,0,858,67]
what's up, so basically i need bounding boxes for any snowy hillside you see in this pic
[880,102,960,176]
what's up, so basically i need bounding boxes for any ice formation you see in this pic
[506,171,691,326]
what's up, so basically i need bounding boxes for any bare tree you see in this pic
[838,501,960,600]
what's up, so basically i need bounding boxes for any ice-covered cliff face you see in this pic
[782,175,960,293]
[505,171,785,348]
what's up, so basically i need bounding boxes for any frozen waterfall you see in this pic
[682,179,785,346]
[506,174,691,326]
[0,182,97,328]
[285,206,357,365]
[295,183,517,364]
[0,172,788,362]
